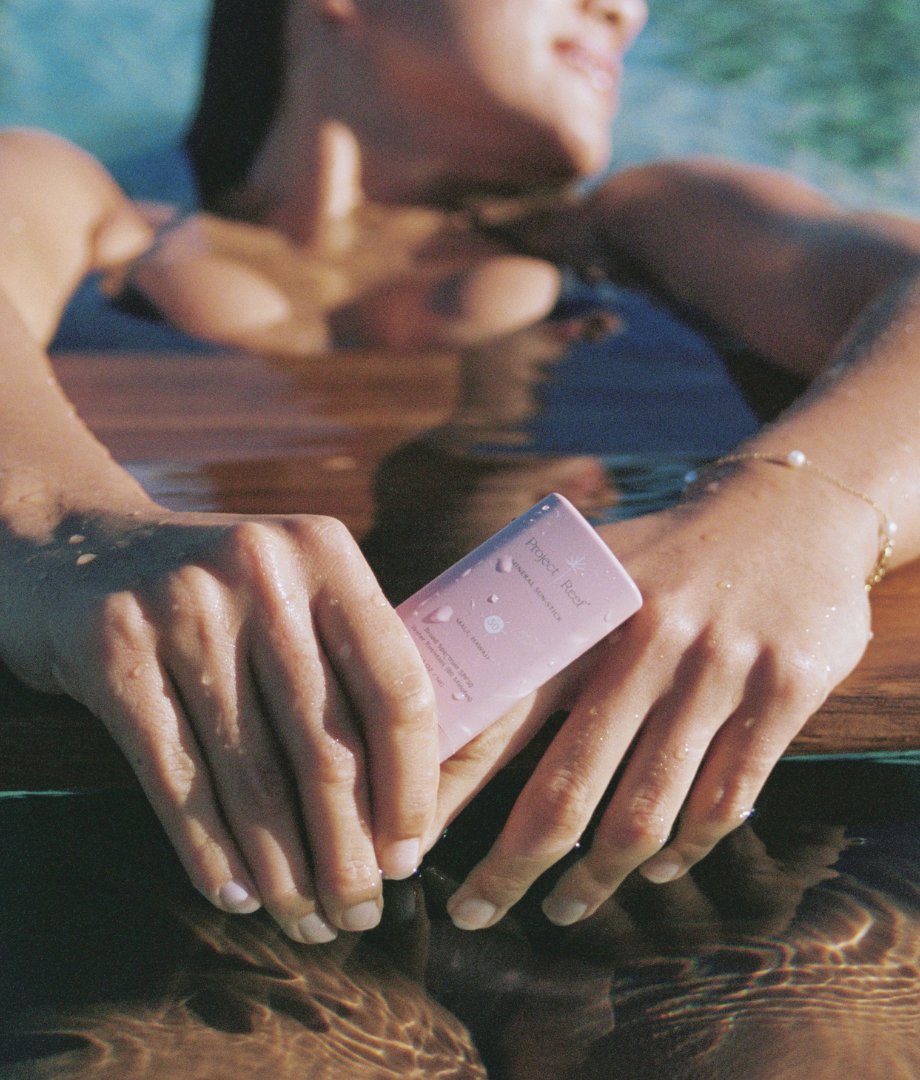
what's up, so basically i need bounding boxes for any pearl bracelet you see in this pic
[690,450,897,591]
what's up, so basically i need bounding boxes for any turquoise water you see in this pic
[0,0,210,164]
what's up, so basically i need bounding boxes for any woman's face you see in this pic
[358,0,648,190]
[448,0,647,176]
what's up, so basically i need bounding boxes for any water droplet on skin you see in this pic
[868,630,875,640]
[129,664,144,680]
[328,597,340,607]
[452,691,466,701]
[425,605,453,623]
[588,706,599,716]
[541,505,550,510]
[200,672,213,687]
[744,717,756,729]
[673,744,689,762]
[717,581,732,589]
[372,595,388,608]
[547,659,557,667]
[461,568,472,578]
[76,553,97,566]
[68,534,85,545]
[497,557,513,573]
[488,594,499,603]
[604,610,615,623]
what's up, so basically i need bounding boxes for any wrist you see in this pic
[688,449,893,589]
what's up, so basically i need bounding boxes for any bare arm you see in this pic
[0,130,440,943]
[439,161,920,932]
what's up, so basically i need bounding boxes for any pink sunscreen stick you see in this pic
[396,493,642,761]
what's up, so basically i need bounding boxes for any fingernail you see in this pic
[640,857,682,884]
[449,897,497,931]
[383,839,420,880]
[218,881,261,914]
[298,912,338,944]
[342,901,381,932]
[542,895,588,926]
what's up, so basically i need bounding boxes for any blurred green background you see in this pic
[617,0,920,214]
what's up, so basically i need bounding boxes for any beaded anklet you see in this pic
[690,450,897,591]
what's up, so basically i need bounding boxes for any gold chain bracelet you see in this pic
[689,450,897,591]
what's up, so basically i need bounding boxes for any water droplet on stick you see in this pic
[425,606,453,623]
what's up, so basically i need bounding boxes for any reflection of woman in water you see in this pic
[4,0,920,949]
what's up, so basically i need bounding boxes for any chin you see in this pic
[562,129,614,180]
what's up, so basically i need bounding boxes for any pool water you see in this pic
[2,757,920,1079]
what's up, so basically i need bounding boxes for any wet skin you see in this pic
[6,0,920,946]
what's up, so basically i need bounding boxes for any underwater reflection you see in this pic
[0,793,484,1080]
[424,761,920,1080]
[4,762,920,1078]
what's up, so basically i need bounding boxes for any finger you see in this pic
[308,517,440,880]
[637,675,815,887]
[237,522,383,934]
[540,637,751,925]
[160,565,337,944]
[445,631,663,931]
[86,592,262,918]
[430,657,594,850]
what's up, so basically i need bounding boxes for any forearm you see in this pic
[582,160,920,377]
[734,270,920,573]
[0,293,155,541]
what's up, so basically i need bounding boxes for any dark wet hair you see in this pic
[186,0,289,210]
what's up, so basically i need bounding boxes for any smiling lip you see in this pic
[554,39,621,95]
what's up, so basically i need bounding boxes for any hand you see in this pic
[439,463,875,930]
[0,509,439,943]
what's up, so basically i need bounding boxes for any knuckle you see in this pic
[667,834,717,869]
[380,674,437,723]
[309,739,361,790]
[226,520,277,565]
[634,600,698,661]
[769,645,830,706]
[703,778,756,832]
[296,515,355,555]
[611,788,672,851]
[526,767,596,841]
[140,740,201,805]
[470,863,533,906]
[97,591,152,656]
[695,627,757,677]
[319,853,380,898]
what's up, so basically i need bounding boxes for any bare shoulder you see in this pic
[593,157,842,227]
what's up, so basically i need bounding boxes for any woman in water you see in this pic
[3,0,920,944]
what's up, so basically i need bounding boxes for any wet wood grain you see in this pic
[1,348,917,790]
